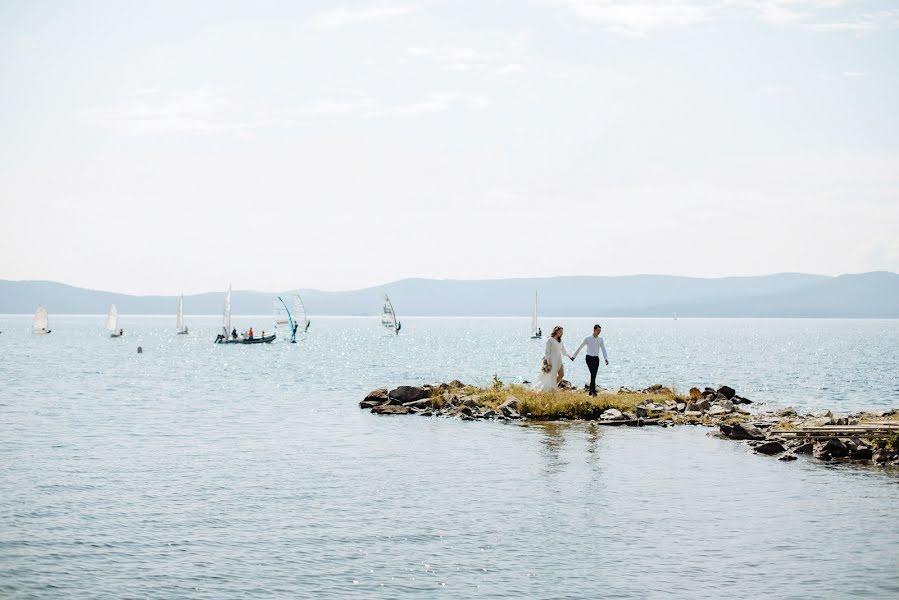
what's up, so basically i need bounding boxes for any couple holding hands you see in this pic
[535,324,609,394]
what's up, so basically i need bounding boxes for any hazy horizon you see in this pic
[3,269,896,297]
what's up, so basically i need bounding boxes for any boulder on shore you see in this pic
[716,385,736,400]
[600,408,625,421]
[754,440,787,455]
[360,388,390,409]
[724,422,766,441]
[388,385,431,403]
[372,404,411,415]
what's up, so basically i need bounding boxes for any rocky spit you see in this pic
[361,382,899,468]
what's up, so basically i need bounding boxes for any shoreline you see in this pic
[361,382,899,467]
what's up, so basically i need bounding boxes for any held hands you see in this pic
[605,360,609,366]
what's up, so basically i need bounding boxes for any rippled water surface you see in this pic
[1,316,898,598]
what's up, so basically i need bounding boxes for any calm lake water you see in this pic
[1,316,898,598]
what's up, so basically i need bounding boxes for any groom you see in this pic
[570,324,609,396]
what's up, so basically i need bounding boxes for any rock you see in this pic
[719,424,733,436]
[812,410,832,418]
[830,414,850,426]
[735,406,751,415]
[676,402,686,412]
[362,388,389,407]
[372,404,411,415]
[482,409,497,419]
[462,396,481,408]
[558,379,574,390]
[814,438,848,460]
[708,405,729,416]
[683,410,703,418]
[716,385,736,400]
[688,387,702,399]
[695,397,711,412]
[733,396,752,405]
[778,454,798,461]
[403,398,433,409]
[793,442,815,455]
[501,405,521,419]
[775,407,797,417]
[726,422,766,441]
[873,448,898,464]
[600,408,625,420]
[449,379,465,388]
[717,399,735,412]
[388,386,431,403]
[754,440,787,455]
[803,417,833,428]
[441,391,458,406]
[636,403,666,417]
[499,397,519,411]
[456,406,473,418]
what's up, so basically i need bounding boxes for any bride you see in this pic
[534,325,573,391]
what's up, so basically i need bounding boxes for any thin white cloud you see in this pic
[87,89,254,136]
[495,63,527,76]
[306,5,412,30]
[554,1,899,35]
[317,92,490,118]
[407,47,488,71]
[805,8,899,32]
[558,0,710,36]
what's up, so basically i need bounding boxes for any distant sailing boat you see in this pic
[176,295,189,334]
[215,285,275,344]
[273,291,311,343]
[107,304,123,337]
[530,291,542,339]
[32,305,51,335]
[381,294,401,335]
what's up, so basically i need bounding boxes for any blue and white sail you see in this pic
[274,291,310,343]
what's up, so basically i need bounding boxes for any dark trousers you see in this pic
[586,355,600,395]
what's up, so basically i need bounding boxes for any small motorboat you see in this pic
[215,333,276,344]
[214,285,275,344]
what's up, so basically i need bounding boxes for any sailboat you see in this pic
[176,295,189,334]
[530,291,542,339]
[32,305,51,335]
[381,294,401,335]
[107,304,123,337]
[273,291,311,343]
[215,285,275,344]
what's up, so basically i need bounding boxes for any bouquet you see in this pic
[541,358,552,374]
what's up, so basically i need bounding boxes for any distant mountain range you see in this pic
[1,272,898,317]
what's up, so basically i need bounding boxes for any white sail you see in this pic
[33,305,49,333]
[294,292,308,330]
[223,286,232,336]
[106,304,118,332]
[177,295,184,332]
[273,296,292,329]
[531,292,539,337]
[381,294,399,333]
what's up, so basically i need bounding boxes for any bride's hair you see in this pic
[551,325,563,340]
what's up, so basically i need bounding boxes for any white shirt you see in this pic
[572,335,608,361]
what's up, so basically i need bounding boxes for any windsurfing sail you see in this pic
[531,291,540,338]
[106,304,118,332]
[177,295,185,332]
[222,285,232,336]
[381,294,400,334]
[273,295,295,340]
[294,292,310,334]
[33,305,49,333]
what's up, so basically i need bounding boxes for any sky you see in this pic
[1,0,898,294]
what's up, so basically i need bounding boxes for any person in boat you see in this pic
[231,327,238,340]
[261,330,265,339]
[248,327,254,339]
[305,320,311,333]
[118,328,124,336]
[292,321,299,339]
[537,327,542,337]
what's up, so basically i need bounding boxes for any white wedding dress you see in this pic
[533,337,572,391]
